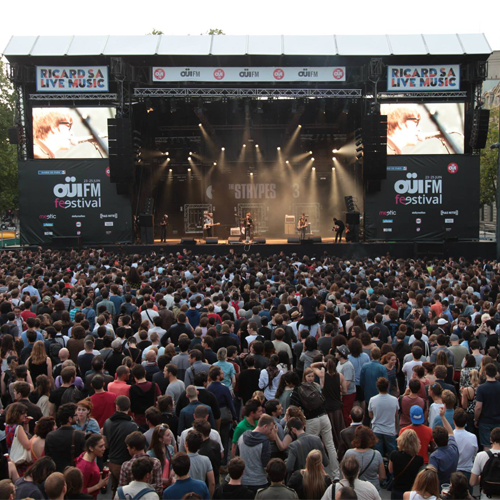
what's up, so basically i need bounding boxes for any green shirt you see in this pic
[232,417,257,444]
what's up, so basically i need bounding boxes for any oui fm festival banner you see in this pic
[152,67,346,82]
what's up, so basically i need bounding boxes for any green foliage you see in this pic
[480,106,499,205]
[147,29,164,35]
[0,61,18,212]
[206,28,225,35]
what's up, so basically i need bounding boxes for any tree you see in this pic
[0,61,18,212]
[480,106,499,205]
[205,28,225,35]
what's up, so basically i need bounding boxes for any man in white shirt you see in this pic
[471,426,500,499]
[140,301,159,328]
[402,346,424,386]
[117,455,158,500]
[453,408,478,483]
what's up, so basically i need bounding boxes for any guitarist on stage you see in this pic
[160,215,168,242]
[333,217,345,243]
[298,213,308,241]
[203,211,215,238]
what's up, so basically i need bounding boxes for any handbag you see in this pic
[10,425,32,465]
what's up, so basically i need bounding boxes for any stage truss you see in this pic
[184,204,212,234]
[379,91,467,99]
[134,88,362,99]
[29,94,118,100]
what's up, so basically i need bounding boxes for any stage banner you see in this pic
[364,155,479,241]
[36,66,109,92]
[18,160,133,245]
[152,66,346,82]
[387,64,460,91]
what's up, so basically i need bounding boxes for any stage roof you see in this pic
[3,33,492,58]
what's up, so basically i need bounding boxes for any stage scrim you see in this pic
[364,155,479,241]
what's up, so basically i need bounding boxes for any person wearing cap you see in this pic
[104,339,125,378]
[399,405,434,464]
[335,345,356,426]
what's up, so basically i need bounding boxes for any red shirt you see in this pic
[400,424,434,463]
[90,391,117,427]
[21,311,36,322]
[75,452,101,499]
[107,380,131,398]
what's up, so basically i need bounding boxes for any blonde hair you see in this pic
[397,429,421,457]
[469,369,480,388]
[31,340,47,365]
[303,450,326,499]
[252,391,265,404]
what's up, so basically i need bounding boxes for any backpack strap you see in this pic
[116,486,127,500]
[132,487,156,499]
[360,450,376,477]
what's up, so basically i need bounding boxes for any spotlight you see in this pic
[355,140,362,147]
[189,157,193,161]
[255,144,259,148]
[356,146,363,153]
[312,166,316,170]
[356,153,363,160]
[332,167,335,170]
[198,123,202,127]
[332,149,338,153]
[298,124,302,128]
[342,101,349,115]
[332,157,336,161]
[213,162,217,166]
[286,160,290,164]
[169,168,172,172]
[189,152,193,155]
[243,144,246,148]
[311,157,315,161]
[277,147,281,151]
[309,151,313,155]
[221,147,225,151]
[250,172,254,176]
[187,168,191,172]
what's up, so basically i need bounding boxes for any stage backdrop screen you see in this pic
[19,160,133,245]
[32,107,115,159]
[364,155,479,241]
[380,103,464,155]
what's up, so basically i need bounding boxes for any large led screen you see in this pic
[32,107,115,159]
[380,103,464,155]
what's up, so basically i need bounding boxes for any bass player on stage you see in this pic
[203,211,215,238]
[333,217,345,243]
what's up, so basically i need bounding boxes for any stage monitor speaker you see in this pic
[180,238,196,245]
[230,227,241,236]
[228,237,242,244]
[287,237,300,244]
[254,237,266,244]
[346,212,361,225]
[140,227,154,245]
[311,236,322,243]
[138,214,153,228]
[470,109,490,149]
[205,237,219,244]
[8,127,18,145]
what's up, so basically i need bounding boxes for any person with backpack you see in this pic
[289,367,339,479]
[471,426,500,499]
[48,366,84,416]
[116,456,158,500]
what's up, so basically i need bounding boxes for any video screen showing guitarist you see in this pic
[333,217,345,243]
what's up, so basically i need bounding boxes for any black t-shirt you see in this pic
[236,368,261,405]
[390,450,424,492]
[49,386,71,408]
[300,297,318,321]
[335,220,345,231]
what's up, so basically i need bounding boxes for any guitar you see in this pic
[203,222,221,229]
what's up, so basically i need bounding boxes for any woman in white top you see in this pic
[321,455,381,500]
[258,354,282,400]
[403,466,440,500]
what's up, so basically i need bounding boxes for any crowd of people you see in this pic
[0,248,499,500]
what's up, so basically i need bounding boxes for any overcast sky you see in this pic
[1,0,499,57]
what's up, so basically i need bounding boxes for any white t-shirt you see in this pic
[472,449,500,500]
[454,428,478,472]
[321,478,381,500]
[428,403,444,429]
[178,427,223,454]
[402,360,424,386]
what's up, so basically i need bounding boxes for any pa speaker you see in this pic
[311,236,322,243]
[205,237,219,244]
[346,212,361,225]
[8,127,18,145]
[362,115,387,180]
[228,237,242,244]
[108,118,133,183]
[470,109,490,149]
[138,214,153,228]
[181,238,196,245]
[254,237,266,244]
[140,227,154,244]
[287,237,300,244]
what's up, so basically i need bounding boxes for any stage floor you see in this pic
[154,237,339,245]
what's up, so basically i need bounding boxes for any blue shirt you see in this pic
[178,402,216,436]
[360,360,388,403]
[214,361,235,388]
[207,381,237,420]
[21,330,44,347]
[432,409,456,430]
[429,435,459,484]
[162,477,209,500]
[348,353,370,385]
[186,309,201,329]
